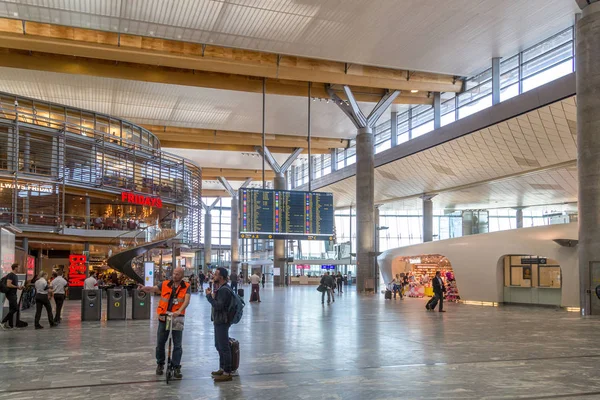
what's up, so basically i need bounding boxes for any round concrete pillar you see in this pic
[576,1,600,315]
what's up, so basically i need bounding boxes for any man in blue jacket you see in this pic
[206,267,234,382]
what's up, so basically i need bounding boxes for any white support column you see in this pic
[492,57,501,105]
[201,197,221,273]
[218,177,252,275]
[390,111,398,147]
[576,0,600,315]
[433,93,442,130]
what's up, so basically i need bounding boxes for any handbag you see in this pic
[317,284,326,293]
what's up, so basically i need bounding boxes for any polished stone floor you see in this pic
[1,284,600,400]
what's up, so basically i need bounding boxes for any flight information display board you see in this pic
[239,188,334,240]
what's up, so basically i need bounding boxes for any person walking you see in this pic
[336,272,343,294]
[391,274,403,300]
[426,271,446,312]
[230,270,238,293]
[206,267,234,382]
[0,263,24,330]
[138,267,191,379]
[250,272,261,302]
[261,273,265,289]
[320,272,335,304]
[34,271,56,330]
[50,270,68,324]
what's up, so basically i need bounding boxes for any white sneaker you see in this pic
[0,322,11,330]
[231,370,239,377]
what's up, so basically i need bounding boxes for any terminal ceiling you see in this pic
[0,0,578,76]
[321,96,578,211]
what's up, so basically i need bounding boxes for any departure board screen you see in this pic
[239,189,334,240]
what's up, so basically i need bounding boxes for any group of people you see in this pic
[319,272,345,304]
[0,263,69,330]
[138,266,239,382]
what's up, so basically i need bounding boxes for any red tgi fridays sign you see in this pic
[68,255,87,287]
[121,192,163,208]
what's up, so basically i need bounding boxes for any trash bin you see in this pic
[106,288,127,320]
[131,289,151,320]
[81,289,102,321]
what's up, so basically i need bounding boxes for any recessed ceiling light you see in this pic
[410,90,419,93]
[12,12,18,17]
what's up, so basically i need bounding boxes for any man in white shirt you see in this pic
[250,272,261,303]
[51,270,68,324]
[83,271,98,290]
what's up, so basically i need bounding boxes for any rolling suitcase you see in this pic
[385,290,392,300]
[229,338,240,372]
[237,288,244,297]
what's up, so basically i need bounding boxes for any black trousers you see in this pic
[427,291,444,311]
[337,281,343,293]
[1,293,18,327]
[54,294,65,322]
[35,294,54,327]
[231,281,238,293]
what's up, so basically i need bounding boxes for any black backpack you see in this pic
[0,275,9,294]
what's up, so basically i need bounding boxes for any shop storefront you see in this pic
[390,254,460,301]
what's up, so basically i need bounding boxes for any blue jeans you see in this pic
[156,320,183,367]
[231,281,238,293]
[214,323,232,372]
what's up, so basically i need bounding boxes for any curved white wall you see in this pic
[378,223,578,307]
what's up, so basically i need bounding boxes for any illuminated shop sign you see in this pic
[0,182,53,193]
[409,258,422,264]
[121,192,163,208]
[68,254,87,287]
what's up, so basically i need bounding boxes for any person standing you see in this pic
[336,272,343,294]
[250,272,261,302]
[206,267,234,382]
[138,267,191,379]
[320,272,335,304]
[261,273,265,289]
[50,270,68,324]
[230,270,238,293]
[84,271,98,290]
[34,271,56,329]
[199,270,205,291]
[189,274,198,293]
[426,271,446,312]
[0,263,23,330]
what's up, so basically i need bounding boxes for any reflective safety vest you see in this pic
[157,280,188,316]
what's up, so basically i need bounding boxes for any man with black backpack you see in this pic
[206,267,244,382]
[1,263,24,330]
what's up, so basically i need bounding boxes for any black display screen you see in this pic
[239,188,334,240]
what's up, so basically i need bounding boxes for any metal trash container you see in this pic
[81,289,102,321]
[131,289,151,320]
[106,288,127,320]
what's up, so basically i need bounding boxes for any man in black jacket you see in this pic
[426,271,446,312]
[1,263,23,330]
[206,267,234,382]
